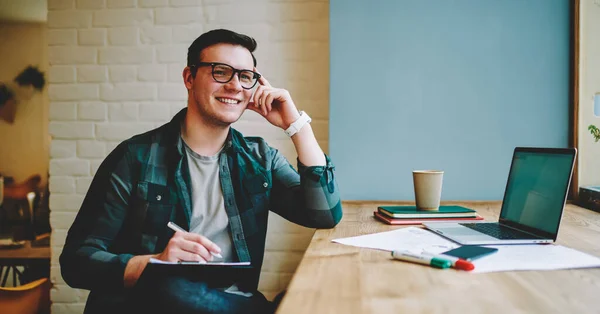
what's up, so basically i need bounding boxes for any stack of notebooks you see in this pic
[374,205,484,225]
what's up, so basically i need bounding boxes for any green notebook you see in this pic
[377,205,477,219]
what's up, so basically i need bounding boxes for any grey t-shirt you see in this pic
[183,141,235,263]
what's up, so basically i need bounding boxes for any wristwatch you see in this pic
[284,111,312,137]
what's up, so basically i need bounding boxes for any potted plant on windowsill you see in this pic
[589,125,600,142]
[579,125,600,213]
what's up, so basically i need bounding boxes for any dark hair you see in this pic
[187,29,257,76]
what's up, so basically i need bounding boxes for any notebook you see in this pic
[377,205,477,219]
[144,258,254,288]
[374,211,484,225]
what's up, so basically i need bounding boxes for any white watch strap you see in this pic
[284,111,312,137]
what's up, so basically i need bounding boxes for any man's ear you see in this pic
[183,67,194,90]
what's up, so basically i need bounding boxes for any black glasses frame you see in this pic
[190,62,261,90]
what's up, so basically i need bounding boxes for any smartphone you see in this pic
[441,246,498,261]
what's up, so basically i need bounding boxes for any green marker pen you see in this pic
[391,250,451,269]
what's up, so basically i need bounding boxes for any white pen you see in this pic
[167,221,223,259]
[391,250,451,269]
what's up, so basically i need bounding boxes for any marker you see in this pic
[421,252,475,271]
[391,250,451,269]
[167,222,223,259]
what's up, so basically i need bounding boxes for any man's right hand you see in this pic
[124,231,223,287]
[155,231,222,263]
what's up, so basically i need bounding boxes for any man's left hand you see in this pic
[246,69,300,130]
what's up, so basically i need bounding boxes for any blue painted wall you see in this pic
[330,0,571,200]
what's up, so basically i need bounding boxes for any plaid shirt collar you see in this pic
[168,108,242,159]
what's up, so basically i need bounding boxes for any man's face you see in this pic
[185,43,255,127]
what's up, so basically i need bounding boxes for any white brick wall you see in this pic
[48,0,329,311]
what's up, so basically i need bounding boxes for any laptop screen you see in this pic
[499,149,575,237]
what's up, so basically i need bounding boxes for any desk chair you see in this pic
[0,277,50,314]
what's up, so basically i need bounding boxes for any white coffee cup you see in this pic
[412,170,444,211]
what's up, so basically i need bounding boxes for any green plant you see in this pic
[590,125,600,142]
[0,66,45,109]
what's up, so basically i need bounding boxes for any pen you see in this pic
[391,250,451,269]
[167,222,223,259]
[421,251,475,271]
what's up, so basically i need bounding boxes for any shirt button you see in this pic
[263,182,268,188]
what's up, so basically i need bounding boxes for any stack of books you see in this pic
[579,186,600,214]
[374,205,484,225]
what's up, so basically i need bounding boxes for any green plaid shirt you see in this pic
[60,108,342,312]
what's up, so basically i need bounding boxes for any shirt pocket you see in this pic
[239,173,270,239]
[135,181,176,253]
[243,173,271,214]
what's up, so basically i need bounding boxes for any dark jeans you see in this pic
[128,273,275,314]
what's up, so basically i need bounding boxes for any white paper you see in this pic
[148,258,250,266]
[332,227,459,253]
[471,245,600,273]
[332,227,600,273]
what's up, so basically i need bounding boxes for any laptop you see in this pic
[423,147,577,245]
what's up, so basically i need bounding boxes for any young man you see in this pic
[60,29,342,314]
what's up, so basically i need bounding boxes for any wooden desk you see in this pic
[0,241,50,264]
[277,201,600,313]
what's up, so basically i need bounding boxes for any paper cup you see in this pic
[413,170,444,211]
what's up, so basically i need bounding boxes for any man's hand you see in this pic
[155,231,222,263]
[246,69,301,130]
[124,231,222,288]
[246,69,325,166]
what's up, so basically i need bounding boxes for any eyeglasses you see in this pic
[191,62,261,90]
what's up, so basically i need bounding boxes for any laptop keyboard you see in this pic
[460,223,537,240]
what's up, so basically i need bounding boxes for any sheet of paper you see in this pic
[331,227,600,273]
[148,258,250,266]
[332,227,459,253]
[471,245,600,273]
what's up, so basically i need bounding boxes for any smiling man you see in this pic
[59,29,342,314]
